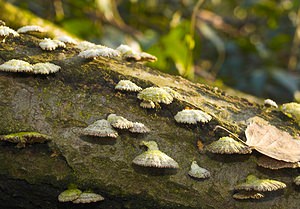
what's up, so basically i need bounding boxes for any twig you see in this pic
[214,125,248,146]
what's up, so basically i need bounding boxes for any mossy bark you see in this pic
[0,21,300,209]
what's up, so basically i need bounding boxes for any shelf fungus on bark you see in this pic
[294,176,300,186]
[56,35,77,44]
[115,44,157,62]
[81,119,118,138]
[115,80,142,92]
[281,102,300,125]
[17,25,45,34]
[205,136,252,154]
[129,122,150,133]
[72,191,104,204]
[0,59,33,73]
[0,132,51,148]
[58,186,82,202]
[233,191,264,200]
[39,38,66,51]
[32,62,60,74]
[256,155,300,170]
[137,87,173,109]
[107,114,134,129]
[263,99,278,108]
[161,87,182,100]
[79,47,120,59]
[132,141,179,169]
[0,26,19,42]
[174,109,212,124]
[188,161,210,179]
[234,175,286,192]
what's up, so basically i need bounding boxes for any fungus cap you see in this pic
[76,41,96,51]
[188,161,210,179]
[72,191,104,204]
[107,114,134,129]
[32,62,60,74]
[58,188,82,202]
[257,155,300,170]
[174,109,212,124]
[233,191,264,200]
[39,38,58,51]
[161,87,182,99]
[234,175,286,192]
[132,141,179,168]
[81,119,118,138]
[115,80,142,92]
[139,52,157,62]
[0,26,19,37]
[0,59,32,73]
[56,35,77,44]
[206,136,252,154]
[17,25,45,33]
[281,102,300,125]
[294,176,300,186]
[264,99,278,108]
[116,44,133,54]
[129,122,150,133]
[0,132,51,148]
[137,87,173,104]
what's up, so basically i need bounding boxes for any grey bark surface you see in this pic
[0,34,299,209]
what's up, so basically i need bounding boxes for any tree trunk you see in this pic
[0,8,299,209]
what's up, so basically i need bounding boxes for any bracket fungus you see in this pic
[58,186,82,202]
[0,59,33,73]
[81,119,118,138]
[132,141,179,169]
[0,26,19,42]
[161,87,182,100]
[174,109,212,124]
[17,25,45,34]
[129,122,150,133]
[72,191,104,204]
[137,87,173,108]
[115,80,142,92]
[233,191,264,200]
[263,99,278,108]
[78,47,120,59]
[0,132,51,148]
[32,62,60,74]
[188,161,210,179]
[294,176,300,186]
[39,38,66,51]
[256,155,300,170]
[107,114,134,129]
[56,35,77,44]
[245,116,300,162]
[234,175,286,192]
[281,102,300,125]
[115,44,157,62]
[206,136,252,154]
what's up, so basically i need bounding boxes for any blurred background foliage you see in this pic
[4,0,300,103]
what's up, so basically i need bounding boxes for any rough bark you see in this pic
[0,18,300,209]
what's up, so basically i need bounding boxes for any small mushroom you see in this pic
[188,161,210,179]
[129,122,150,133]
[132,141,179,169]
[234,175,286,192]
[137,87,173,108]
[107,114,134,129]
[115,80,142,92]
[264,99,278,108]
[32,62,60,74]
[72,191,104,204]
[58,186,82,202]
[0,59,33,73]
[81,119,118,138]
[233,191,264,200]
[17,25,45,34]
[0,131,51,148]
[281,102,300,125]
[294,176,300,186]
[139,52,157,62]
[206,136,252,154]
[256,155,300,170]
[174,109,212,124]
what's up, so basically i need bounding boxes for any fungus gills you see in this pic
[81,119,118,138]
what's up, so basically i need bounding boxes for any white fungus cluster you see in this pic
[39,38,66,51]
[115,44,157,62]
[56,35,77,44]
[0,59,60,74]
[0,26,19,42]
[115,80,142,92]
[174,109,212,124]
[79,47,120,59]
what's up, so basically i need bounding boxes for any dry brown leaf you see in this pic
[245,116,300,163]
